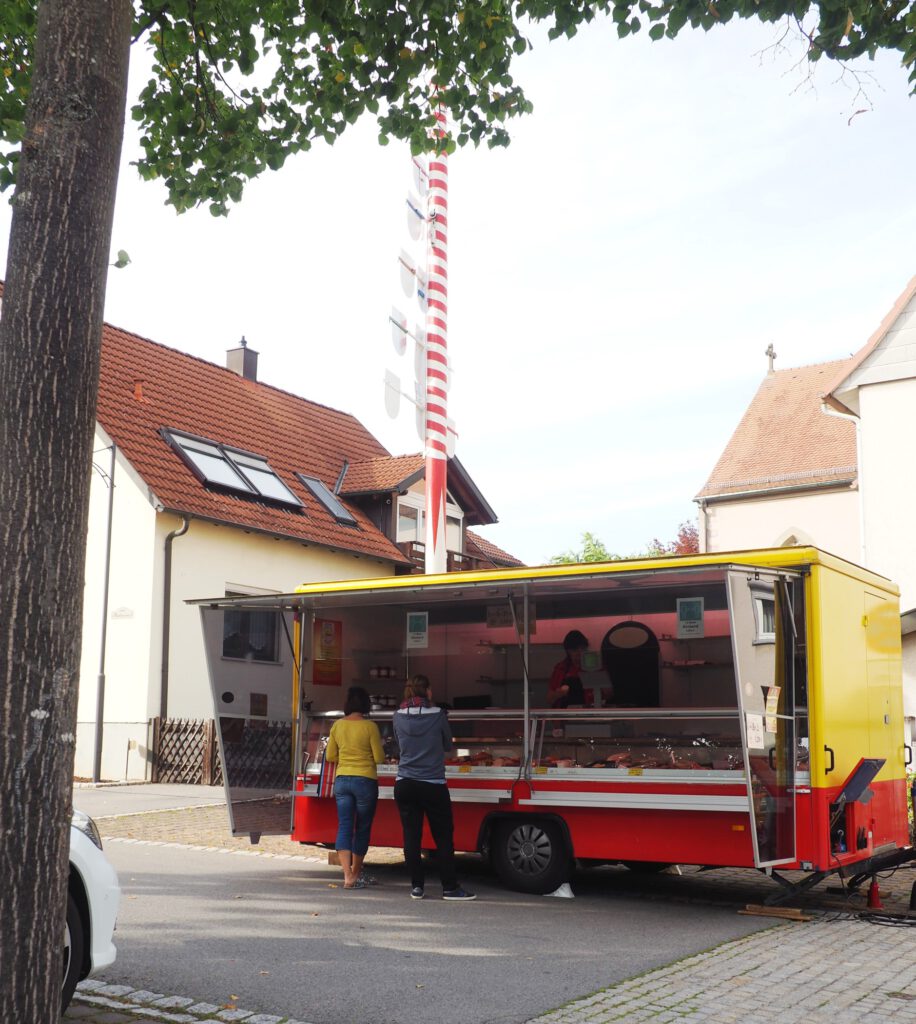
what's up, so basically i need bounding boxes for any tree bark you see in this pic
[0,1,132,1017]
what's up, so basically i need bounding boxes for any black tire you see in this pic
[492,818,570,894]
[62,893,85,1012]
[622,861,673,874]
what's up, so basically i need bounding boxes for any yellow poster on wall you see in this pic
[313,619,342,686]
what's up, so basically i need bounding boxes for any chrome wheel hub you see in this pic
[506,824,553,875]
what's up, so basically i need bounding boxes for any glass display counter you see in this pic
[300,707,752,776]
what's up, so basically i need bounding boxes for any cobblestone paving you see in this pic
[524,916,916,1024]
[63,802,916,1024]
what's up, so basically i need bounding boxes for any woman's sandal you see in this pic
[343,878,368,889]
[358,872,379,886]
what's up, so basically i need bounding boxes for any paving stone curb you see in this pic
[106,835,328,863]
[93,804,235,819]
[74,781,151,789]
[71,982,315,1024]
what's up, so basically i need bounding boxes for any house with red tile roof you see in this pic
[74,318,520,780]
[694,358,859,556]
[695,274,916,741]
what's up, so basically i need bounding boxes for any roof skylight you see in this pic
[163,430,302,509]
[296,474,358,526]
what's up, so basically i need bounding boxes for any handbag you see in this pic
[318,753,337,798]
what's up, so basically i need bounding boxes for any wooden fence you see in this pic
[150,717,292,790]
[150,717,221,785]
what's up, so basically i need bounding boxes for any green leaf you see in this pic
[0,0,904,214]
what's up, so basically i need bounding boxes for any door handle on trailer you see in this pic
[767,747,776,770]
[824,745,835,774]
[905,745,913,767]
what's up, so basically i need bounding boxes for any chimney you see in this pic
[227,335,258,381]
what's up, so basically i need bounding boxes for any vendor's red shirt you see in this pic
[548,658,581,705]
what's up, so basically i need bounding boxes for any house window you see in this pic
[397,496,463,548]
[163,430,301,508]
[222,605,279,662]
[447,514,462,553]
[750,584,776,644]
[398,503,423,542]
[296,474,357,526]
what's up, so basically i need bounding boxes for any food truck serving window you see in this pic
[195,560,804,853]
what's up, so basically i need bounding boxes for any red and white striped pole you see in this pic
[424,109,449,574]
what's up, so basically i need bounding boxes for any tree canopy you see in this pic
[550,522,699,563]
[647,520,700,557]
[2,0,914,216]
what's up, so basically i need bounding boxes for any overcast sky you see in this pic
[2,17,915,566]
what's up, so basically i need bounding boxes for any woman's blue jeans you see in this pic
[334,775,379,856]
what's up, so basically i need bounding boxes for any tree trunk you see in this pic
[0,1,132,1017]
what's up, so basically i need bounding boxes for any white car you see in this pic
[65,811,120,1010]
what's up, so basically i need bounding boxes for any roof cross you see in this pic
[765,343,777,374]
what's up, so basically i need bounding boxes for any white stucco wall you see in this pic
[842,292,916,401]
[857,378,916,741]
[77,432,159,779]
[902,634,916,747]
[698,488,861,560]
[78,432,397,780]
[858,378,916,611]
[161,517,392,724]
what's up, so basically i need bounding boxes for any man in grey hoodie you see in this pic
[393,674,476,901]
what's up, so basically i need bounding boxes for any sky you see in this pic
[2,16,916,567]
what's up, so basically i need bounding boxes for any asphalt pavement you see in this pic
[73,783,254,818]
[65,784,916,1024]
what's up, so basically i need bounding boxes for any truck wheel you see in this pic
[62,893,85,1012]
[492,818,570,894]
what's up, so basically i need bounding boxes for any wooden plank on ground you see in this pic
[739,904,813,921]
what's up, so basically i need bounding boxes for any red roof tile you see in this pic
[341,454,425,494]
[466,530,525,567]
[696,359,857,499]
[340,452,498,528]
[1,280,502,562]
[96,322,409,564]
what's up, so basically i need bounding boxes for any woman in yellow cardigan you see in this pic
[325,686,385,889]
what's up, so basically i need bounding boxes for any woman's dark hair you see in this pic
[563,629,589,653]
[344,686,371,716]
[403,674,430,701]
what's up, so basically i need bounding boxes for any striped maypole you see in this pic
[424,109,449,574]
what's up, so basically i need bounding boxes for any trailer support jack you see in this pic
[764,845,916,906]
[763,869,829,906]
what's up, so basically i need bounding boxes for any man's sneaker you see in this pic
[442,887,476,901]
[410,886,425,900]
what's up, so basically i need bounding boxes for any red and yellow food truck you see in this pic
[196,547,914,898]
